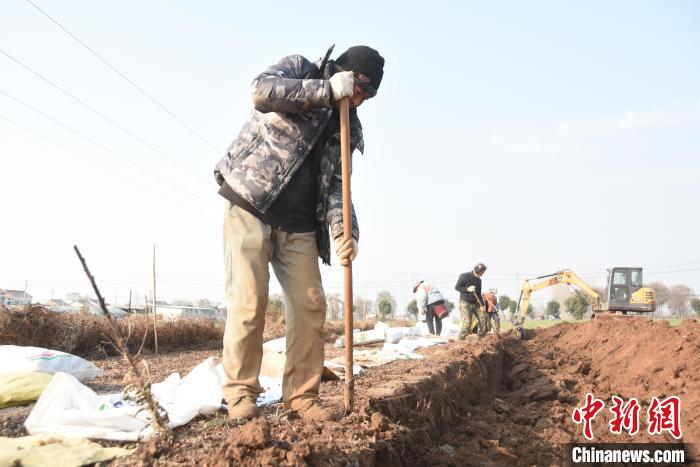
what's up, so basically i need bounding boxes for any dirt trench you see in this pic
[364,334,571,466]
[197,333,579,466]
[362,316,700,466]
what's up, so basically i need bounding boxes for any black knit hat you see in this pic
[335,46,385,97]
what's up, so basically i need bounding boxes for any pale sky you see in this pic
[1,1,699,313]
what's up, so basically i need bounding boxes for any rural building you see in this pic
[153,305,222,321]
[0,288,33,306]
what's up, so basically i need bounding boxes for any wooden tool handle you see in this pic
[339,98,354,413]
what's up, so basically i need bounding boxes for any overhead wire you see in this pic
[0,88,217,208]
[24,0,222,155]
[0,113,202,215]
[0,47,213,188]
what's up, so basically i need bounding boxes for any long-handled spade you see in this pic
[339,98,355,414]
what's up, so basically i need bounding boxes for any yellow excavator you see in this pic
[513,267,656,336]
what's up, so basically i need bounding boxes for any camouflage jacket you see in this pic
[214,53,364,265]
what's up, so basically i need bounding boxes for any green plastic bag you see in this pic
[0,372,54,409]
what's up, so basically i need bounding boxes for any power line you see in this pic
[0,88,216,208]
[24,0,221,155]
[646,267,700,277]
[0,113,202,214]
[644,260,700,271]
[0,47,213,187]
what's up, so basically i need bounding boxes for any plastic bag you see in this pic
[25,358,223,441]
[384,327,405,344]
[333,328,385,348]
[0,372,54,409]
[0,345,102,382]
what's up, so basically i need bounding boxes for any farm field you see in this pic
[2,314,698,465]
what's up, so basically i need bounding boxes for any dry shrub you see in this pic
[324,320,345,343]
[263,312,285,342]
[109,315,224,356]
[1,300,289,356]
[0,305,224,358]
[263,296,285,342]
[323,319,379,342]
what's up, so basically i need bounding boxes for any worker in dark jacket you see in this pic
[455,263,487,338]
[214,45,385,422]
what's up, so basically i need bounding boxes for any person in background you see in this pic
[455,263,487,338]
[413,280,447,336]
[482,288,500,333]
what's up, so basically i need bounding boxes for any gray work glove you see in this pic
[329,71,354,101]
[334,237,358,266]
[467,285,476,293]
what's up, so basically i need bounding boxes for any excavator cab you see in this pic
[605,267,656,313]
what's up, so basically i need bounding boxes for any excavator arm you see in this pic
[516,269,603,324]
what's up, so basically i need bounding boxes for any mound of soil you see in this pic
[407,315,700,465]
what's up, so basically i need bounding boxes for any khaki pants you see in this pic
[222,202,326,410]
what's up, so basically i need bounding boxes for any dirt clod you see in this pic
[229,418,271,449]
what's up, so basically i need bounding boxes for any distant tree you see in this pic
[647,281,670,313]
[668,284,693,317]
[197,298,213,308]
[353,296,372,322]
[326,293,343,321]
[546,300,561,319]
[171,299,194,307]
[508,299,518,320]
[691,298,700,318]
[406,299,418,321]
[376,290,395,321]
[565,294,589,320]
[498,295,511,312]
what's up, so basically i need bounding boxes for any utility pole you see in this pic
[152,245,159,354]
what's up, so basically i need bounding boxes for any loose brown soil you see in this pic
[1,316,698,466]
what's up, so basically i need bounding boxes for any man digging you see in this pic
[455,263,488,339]
[214,46,385,421]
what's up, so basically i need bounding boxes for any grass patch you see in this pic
[657,318,698,327]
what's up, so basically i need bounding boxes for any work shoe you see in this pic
[227,395,259,420]
[293,399,334,422]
